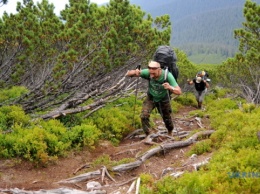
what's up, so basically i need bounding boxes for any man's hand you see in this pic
[162,83,182,95]
[187,79,192,85]
[135,68,141,76]
[162,82,172,90]
[125,69,141,77]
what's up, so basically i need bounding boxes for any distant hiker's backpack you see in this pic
[153,45,179,81]
[196,71,210,82]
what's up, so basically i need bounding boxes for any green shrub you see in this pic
[175,92,197,107]
[85,106,136,145]
[170,100,183,113]
[0,105,30,131]
[140,173,155,193]
[0,120,101,165]
[58,114,83,127]
[241,103,256,113]
[208,87,231,99]
[92,154,112,168]
[189,139,212,155]
[206,98,238,113]
[0,112,7,131]
[154,175,178,194]
[67,124,101,150]
[0,86,28,103]
[5,124,59,164]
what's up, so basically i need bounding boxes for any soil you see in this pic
[0,106,213,194]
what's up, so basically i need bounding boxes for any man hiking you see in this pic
[187,71,209,109]
[125,61,182,137]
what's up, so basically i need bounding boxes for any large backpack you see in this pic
[196,70,210,82]
[153,45,179,82]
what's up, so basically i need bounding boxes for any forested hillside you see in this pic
[130,0,260,64]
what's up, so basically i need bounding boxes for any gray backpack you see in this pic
[153,45,179,82]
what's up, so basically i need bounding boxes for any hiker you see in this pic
[187,71,209,109]
[125,60,182,136]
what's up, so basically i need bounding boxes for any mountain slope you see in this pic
[130,0,260,64]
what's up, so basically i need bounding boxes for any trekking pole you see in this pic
[132,65,141,128]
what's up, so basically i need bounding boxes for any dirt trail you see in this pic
[0,106,213,193]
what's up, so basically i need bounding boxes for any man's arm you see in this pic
[204,80,209,88]
[125,68,141,77]
[171,85,182,95]
[162,83,182,95]
[187,79,193,85]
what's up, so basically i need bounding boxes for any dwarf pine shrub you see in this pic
[0,94,144,163]
[139,173,155,193]
[189,139,212,155]
[0,105,30,131]
[0,86,28,103]
[85,96,143,145]
[175,92,197,106]
[67,124,101,150]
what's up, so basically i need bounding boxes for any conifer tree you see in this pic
[219,0,260,104]
[0,0,172,113]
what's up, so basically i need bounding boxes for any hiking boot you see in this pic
[144,130,150,136]
[198,102,202,109]
[144,128,156,136]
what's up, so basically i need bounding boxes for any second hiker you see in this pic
[187,71,210,109]
[125,61,182,136]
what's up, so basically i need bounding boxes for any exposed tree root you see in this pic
[58,130,215,184]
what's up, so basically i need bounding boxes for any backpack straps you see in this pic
[164,66,168,83]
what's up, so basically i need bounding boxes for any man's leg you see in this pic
[198,89,207,109]
[157,101,174,135]
[140,95,155,136]
[195,91,202,108]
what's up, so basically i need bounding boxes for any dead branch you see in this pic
[124,129,144,139]
[170,171,185,178]
[135,177,141,194]
[195,117,204,128]
[192,157,211,171]
[40,76,127,120]
[103,166,116,183]
[100,177,137,189]
[73,163,90,175]
[111,160,143,172]
[114,148,141,156]
[83,105,105,118]
[101,167,106,183]
[58,170,101,184]
[41,99,107,119]
[127,179,136,194]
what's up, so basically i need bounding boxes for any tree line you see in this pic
[0,0,259,116]
[0,0,171,115]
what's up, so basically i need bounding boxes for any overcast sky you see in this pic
[0,0,110,16]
